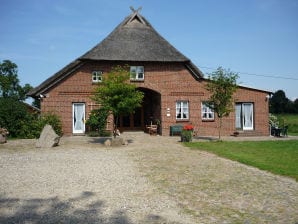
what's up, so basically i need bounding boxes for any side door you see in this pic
[73,103,85,134]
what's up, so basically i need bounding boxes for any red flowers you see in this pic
[183,124,194,131]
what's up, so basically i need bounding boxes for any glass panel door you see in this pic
[243,103,253,130]
[73,103,85,134]
[235,104,242,129]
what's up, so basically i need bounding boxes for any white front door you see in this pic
[73,103,85,134]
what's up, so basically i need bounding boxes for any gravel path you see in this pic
[0,136,195,224]
[0,133,297,223]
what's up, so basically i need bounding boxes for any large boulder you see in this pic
[36,125,60,148]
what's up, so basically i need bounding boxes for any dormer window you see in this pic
[92,71,102,83]
[130,66,144,81]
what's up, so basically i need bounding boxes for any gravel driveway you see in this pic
[0,136,194,223]
[0,133,297,223]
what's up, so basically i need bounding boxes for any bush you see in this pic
[269,113,279,127]
[86,108,109,136]
[0,98,30,138]
[39,113,63,136]
[181,130,193,142]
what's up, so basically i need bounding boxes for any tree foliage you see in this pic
[270,90,298,113]
[92,65,144,134]
[0,97,62,138]
[205,67,238,139]
[86,108,110,136]
[0,60,61,139]
[0,97,30,137]
[0,60,32,100]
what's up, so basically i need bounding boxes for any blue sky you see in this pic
[1,0,297,100]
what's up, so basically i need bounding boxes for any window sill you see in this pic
[176,119,190,122]
[202,119,215,122]
[130,79,144,82]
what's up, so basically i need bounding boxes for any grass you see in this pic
[275,113,298,135]
[185,140,298,181]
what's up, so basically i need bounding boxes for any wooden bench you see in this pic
[170,125,183,136]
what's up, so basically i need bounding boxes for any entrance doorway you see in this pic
[117,88,161,133]
[118,107,144,131]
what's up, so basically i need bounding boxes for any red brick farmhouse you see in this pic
[28,9,271,137]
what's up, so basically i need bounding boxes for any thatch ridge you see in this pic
[79,11,190,62]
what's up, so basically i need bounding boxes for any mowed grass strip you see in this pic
[185,140,298,181]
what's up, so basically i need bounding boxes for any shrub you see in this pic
[0,98,30,137]
[38,113,63,136]
[269,113,279,127]
[86,108,109,136]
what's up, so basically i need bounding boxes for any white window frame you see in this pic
[176,101,189,120]
[235,102,254,130]
[201,102,214,121]
[130,66,144,81]
[92,71,103,83]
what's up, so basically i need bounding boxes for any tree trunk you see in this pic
[218,117,222,140]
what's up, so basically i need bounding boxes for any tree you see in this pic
[0,97,31,137]
[205,67,238,140]
[0,60,33,100]
[294,98,298,113]
[92,65,144,137]
[269,90,290,114]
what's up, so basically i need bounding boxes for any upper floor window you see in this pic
[201,102,214,121]
[92,71,103,83]
[176,101,189,120]
[130,66,144,81]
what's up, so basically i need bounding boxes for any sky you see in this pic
[1,0,298,101]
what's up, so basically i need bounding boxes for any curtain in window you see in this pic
[235,104,242,129]
[182,101,188,119]
[74,105,84,131]
[176,102,182,119]
[243,103,253,129]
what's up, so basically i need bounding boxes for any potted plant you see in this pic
[181,124,194,142]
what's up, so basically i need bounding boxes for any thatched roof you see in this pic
[80,10,189,62]
[28,9,204,97]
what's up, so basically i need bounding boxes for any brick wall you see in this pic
[41,61,269,136]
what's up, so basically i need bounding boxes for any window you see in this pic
[201,102,214,120]
[235,103,254,130]
[176,101,189,120]
[130,66,144,80]
[92,71,102,83]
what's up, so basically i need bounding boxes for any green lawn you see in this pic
[185,140,298,181]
